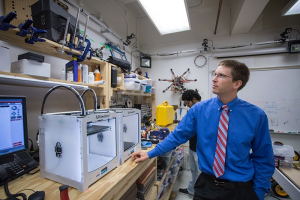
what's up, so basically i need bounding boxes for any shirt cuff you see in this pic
[147,148,159,159]
[255,190,265,200]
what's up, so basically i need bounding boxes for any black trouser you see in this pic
[193,172,259,200]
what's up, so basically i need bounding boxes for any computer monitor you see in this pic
[140,55,151,68]
[0,96,28,165]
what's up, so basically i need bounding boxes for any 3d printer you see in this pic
[38,86,120,192]
[111,108,141,164]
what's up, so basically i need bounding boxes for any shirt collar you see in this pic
[215,96,240,112]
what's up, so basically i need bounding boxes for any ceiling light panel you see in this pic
[138,0,190,35]
[282,0,300,16]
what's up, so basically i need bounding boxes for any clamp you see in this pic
[65,36,92,62]
[16,19,33,37]
[25,27,47,44]
[0,12,17,31]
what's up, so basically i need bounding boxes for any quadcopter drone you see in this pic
[159,68,197,93]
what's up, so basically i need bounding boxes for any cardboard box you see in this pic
[0,46,11,72]
[11,59,51,77]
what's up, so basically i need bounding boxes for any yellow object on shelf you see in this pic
[156,101,173,127]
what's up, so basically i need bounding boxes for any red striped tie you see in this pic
[213,105,229,178]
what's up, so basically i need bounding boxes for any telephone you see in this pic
[0,152,38,185]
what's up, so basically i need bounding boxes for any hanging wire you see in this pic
[188,0,203,9]
[292,29,300,40]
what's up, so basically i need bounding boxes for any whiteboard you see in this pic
[209,67,300,132]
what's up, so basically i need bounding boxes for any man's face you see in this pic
[184,100,193,108]
[212,65,236,95]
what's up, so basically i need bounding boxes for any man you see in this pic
[179,89,201,197]
[132,60,275,200]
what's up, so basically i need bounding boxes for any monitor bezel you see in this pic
[0,95,28,164]
[140,56,151,68]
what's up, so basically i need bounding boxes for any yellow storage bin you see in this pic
[156,101,173,126]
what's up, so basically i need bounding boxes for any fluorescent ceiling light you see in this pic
[138,0,190,35]
[282,0,300,16]
[213,47,288,58]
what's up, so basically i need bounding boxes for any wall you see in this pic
[1,0,300,151]
[137,0,300,151]
[0,0,139,149]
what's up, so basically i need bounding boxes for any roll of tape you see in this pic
[117,77,122,84]
[94,80,105,85]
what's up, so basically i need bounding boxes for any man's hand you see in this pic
[131,151,149,163]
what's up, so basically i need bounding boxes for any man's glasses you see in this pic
[183,101,190,106]
[211,72,233,79]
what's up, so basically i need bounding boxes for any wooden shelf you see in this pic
[116,90,154,97]
[161,161,182,200]
[0,28,107,66]
[0,71,104,90]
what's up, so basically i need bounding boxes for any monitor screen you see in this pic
[140,56,151,68]
[0,96,28,164]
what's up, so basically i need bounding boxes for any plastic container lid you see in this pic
[272,144,294,157]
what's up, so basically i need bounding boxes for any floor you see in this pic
[172,170,292,200]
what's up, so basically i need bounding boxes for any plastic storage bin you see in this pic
[158,150,173,168]
[141,83,146,92]
[272,144,295,168]
[151,87,156,93]
[145,79,152,86]
[124,78,141,91]
[156,101,173,126]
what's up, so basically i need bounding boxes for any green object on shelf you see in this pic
[99,42,112,50]
[79,30,95,42]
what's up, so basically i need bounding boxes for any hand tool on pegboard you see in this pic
[3,0,38,27]
[3,0,68,27]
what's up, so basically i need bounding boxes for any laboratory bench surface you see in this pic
[0,149,157,200]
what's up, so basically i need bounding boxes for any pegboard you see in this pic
[3,0,68,27]
[3,0,38,27]
[181,146,190,170]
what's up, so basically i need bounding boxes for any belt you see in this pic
[203,172,252,190]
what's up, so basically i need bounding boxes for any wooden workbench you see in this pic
[0,152,157,200]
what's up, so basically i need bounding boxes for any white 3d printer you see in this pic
[111,108,141,164]
[38,86,120,192]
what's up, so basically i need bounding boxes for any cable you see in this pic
[41,85,86,116]
[17,189,35,193]
[27,169,40,175]
[81,88,98,111]
[292,28,300,40]
[188,0,202,9]
[4,183,27,200]
[194,55,207,67]
[28,139,34,152]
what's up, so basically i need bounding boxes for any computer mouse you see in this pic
[28,191,45,200]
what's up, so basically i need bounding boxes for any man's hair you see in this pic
[218,60,250,91]
[182,89,201,101]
